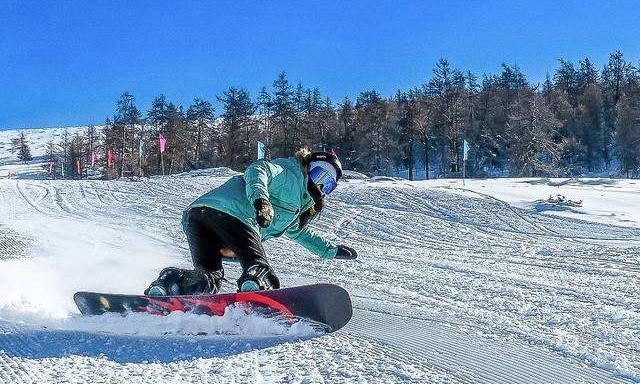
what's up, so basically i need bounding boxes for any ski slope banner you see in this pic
[107,149,114,167]
[158,133,167,153]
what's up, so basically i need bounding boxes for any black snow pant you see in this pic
[183,206,271,274]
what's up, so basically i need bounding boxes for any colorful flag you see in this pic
[107,149,114,167]
[158,133,167,154]
[463,139,470,161]
[139,139,145,158]
[257,141,265,160]
[91,152,96,167]
[76,159,81,175]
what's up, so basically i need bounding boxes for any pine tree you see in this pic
[337,96,356,169]
[304,88,325,149]
[147,95,169,128]
[473,75,506,174]
[165,103,187,174]
[218,87,256,169]
[257,86,273,158]
[16,132,32,163]
[70,132,85,179]
[114,92,142,177]
[507,91,562,176]
[577,58,599,89]
[355,90,391,175]
[394,91,417,180]
[10,137,20,154]
[186,98,215,169]
[576,83,603,171]
[86,125,97,163]
[271,72,295,156]
[317,96,337,152]
[412,91,435,180]
[59,128,71,178]
[601,51,637,168]
[426,58,466,174]
[542,73,553,100]
[146,95,170,175]
[554,59,579,104]
[615,88,640,177]
[45,140,58,178]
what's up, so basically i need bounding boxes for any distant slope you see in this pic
[422,177,640,228]
[0,126,91,161]
[0,126,92,178]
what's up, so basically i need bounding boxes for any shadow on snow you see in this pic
[0,321,320,363]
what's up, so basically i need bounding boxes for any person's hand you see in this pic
[335,245,358,260]
[254,198,274,228]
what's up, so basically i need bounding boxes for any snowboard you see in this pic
[74,283,352,332]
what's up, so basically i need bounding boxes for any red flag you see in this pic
[76,159,81,175]
[107,149,114,167]
[158,133,167,154]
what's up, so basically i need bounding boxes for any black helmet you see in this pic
[309,150,342,180]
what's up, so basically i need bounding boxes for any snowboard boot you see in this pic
[145,267,224,296]
[237,264,280,292]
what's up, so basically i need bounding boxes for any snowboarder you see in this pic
[145,148,358,296]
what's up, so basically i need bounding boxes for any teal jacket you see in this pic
[185,157,338,259]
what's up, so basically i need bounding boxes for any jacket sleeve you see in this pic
[285,224,338,259]
[243,160,283,203]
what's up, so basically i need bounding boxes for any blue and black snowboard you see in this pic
[74,283,352,332]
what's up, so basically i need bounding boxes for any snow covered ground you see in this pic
[0,127,638,383]
[0,171,638,383]
[423,177,640,228]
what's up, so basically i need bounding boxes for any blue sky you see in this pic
[1,0,639,129]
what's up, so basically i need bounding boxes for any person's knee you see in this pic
[220,247,236,258]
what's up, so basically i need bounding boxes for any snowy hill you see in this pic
[0,126,90,178]
[0,126,89,161]
[0,171,638,383]
[421,177,640,229]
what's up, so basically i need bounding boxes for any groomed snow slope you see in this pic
[0,173,638,383]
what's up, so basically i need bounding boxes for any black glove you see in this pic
[254,198,274,228]
[335,245,358,260]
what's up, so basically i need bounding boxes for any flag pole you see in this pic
[463,158,466,187]
[463,141,466,187]
[462,138,469,187]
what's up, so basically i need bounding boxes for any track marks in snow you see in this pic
[346,309,630,384]
[1,176,639,382]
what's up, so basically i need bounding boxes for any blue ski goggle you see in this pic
[309,165,338,195]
